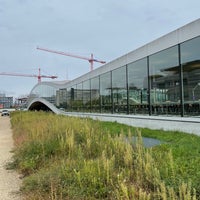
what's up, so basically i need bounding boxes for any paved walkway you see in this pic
[0,116,21,200]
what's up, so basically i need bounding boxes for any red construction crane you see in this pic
[37,47,106,71]
[0,68,57,83]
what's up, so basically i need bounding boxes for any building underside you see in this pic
[28,98,60,114]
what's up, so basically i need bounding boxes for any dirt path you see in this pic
[0,115,21,200]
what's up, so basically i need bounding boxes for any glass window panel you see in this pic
[100,72,112,113]
[181,36,200,115]
[66,87,72,111]
[181,36,200,64]
[83,80,91,111]
[149,45,180,115]
[76,83,83,111]
[91,76,100,112]
[56,88,67,109]
[112,66,127,113]
[128,58,148,114]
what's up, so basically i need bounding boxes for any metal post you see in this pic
[126,65,130,114]
[178,44,184,117]
[147,56,152,116]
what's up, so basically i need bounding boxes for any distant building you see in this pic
[0,94,13,108]
[14,96,28,109]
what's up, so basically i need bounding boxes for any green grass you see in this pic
[10,111,200,199]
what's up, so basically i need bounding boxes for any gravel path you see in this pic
[0,116,21,200]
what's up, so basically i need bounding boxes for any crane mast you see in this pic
[37,47,106,71]
[0,68,57,83]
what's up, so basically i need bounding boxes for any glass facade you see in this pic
[28,35,200,117]
[29,84,57,104]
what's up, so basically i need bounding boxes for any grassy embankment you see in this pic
[10,111,200,199]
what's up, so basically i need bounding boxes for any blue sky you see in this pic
[0,0,200,98]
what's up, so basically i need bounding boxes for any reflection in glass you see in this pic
[181,36,200,115]
[149,46,180,115]
[112,66,127,113]
[128,58,148,114]
[100,72,112,113]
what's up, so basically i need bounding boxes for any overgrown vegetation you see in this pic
[10,111,200,199]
